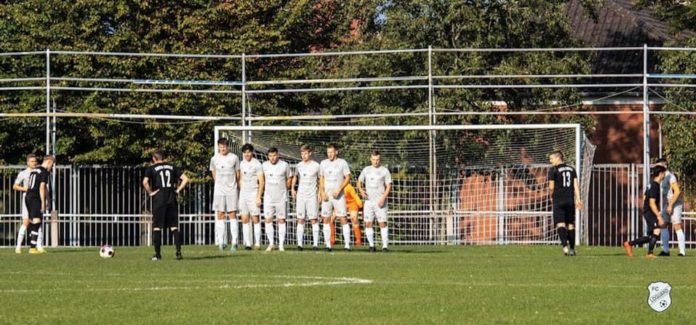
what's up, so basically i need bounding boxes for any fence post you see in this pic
[50,210,58,247]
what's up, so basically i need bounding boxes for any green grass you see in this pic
[1,245,693,324]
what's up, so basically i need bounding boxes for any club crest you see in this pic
[647,281,672,312]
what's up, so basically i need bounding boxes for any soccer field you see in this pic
[1,245,692,324]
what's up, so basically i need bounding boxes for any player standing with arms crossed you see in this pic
[358,150,392,252]
[548,151,583,256]
[262,148,293,251]
[143,151,189,260]
[319,144,351,252]
[209,138,241,251]
[292,145,321,251]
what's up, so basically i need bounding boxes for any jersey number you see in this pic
[159,170,172,187]
[562,171,572,187]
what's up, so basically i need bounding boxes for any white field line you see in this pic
[0,276,372,294]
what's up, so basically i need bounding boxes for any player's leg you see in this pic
[335,197,350,250]
[16,216,29,254]
[240,197,252,249]
[330,213,336,246]
[296,197,307,250]
[166,202,182,260]
[277,201,287,251]
[320,199,333,251]
[364,201,376,252]
[213,195,227,250]
[264,201,276,251]
[672,206,686,256]
[227,194,239,251]
[659,210,670,255]
[553,202,569,255]
[26,197,42,254]
[151,203,165,260]
[566,206,576,256]
[308,198,320,250]
[350,209,362,246]
[252,215,262,249]
[377,206,389,251]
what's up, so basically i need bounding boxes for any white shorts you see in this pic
[239,194,260,216]
[296,196,319,220]
[662,205,684,224]
[21,194,28,219]
[321,194,346,218]
[212,194,238,213]
[364,200,388,223]
[264,199,287,219]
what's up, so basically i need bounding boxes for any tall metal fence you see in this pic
[1,164,692,247]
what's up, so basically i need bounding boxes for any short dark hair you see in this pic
[656,157,667,164]
[267,147,278,154]
[217,138,229,146]
[327,143,339,151]
[371,150,381,156]
[26,154,36,160]
[650,165,666,178]
[43,155,55,162]
[300,144,312,152]
[550,151,564,161]
[152,150,165,161]
[241,143,254,153]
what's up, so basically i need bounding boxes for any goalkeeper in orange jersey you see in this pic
[330,183,363,246]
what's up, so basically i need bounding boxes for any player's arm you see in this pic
[209,157,216,181]
[667,181,681,214]
[256,170,264,206]
[650,198,664,226]
[333,174,350,199]
[236,169,241,191]
[357,172,367,199]
[176,173,189,194]
[291,170,298,199]
[573,178,583,209]
[319,175,327,201]
[547,169,555,203]
[286,165,294,189]
[39,181,47,212]
[142,176,157,197]
[12,181,27,192]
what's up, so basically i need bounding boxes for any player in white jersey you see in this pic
[291,145,321,251]
[239,143,264,250]
[262,147,294,251]
[656,158,686,256]
[209,138,241,251]
[319,144,351,252]
[12,154,39,254]
[358,150,392,252]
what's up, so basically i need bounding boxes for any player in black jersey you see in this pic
[26,155,55,254]
[548,151,583,256]
[142,151,189,260]
[623,166,666,257]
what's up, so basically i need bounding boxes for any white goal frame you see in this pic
[215,123,584,245]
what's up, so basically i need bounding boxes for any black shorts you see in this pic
[25,195,43,219]
[552,201,575,225]
[152,192,178,229]
[644,213,660,233]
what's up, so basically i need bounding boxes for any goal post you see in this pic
[214,124,595,246]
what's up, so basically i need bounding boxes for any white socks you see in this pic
[366,227,375,247]
[242,222,251,247]
[265,223,275,246]
[342,224,351,249]
[312,223,320,247]
[380,226,389,248]
[230,219,238,246]
[278,223,286,248]
[215,220,225,246]
[37,226,43,248]
[297,224,304,247]
[253,223,262,246]
[677,229,686,255]
[323,223,331,248]
[16,224,27,249]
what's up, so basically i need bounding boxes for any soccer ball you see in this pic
[99,245,115,258]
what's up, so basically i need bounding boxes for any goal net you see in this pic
[215,124,595,245]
